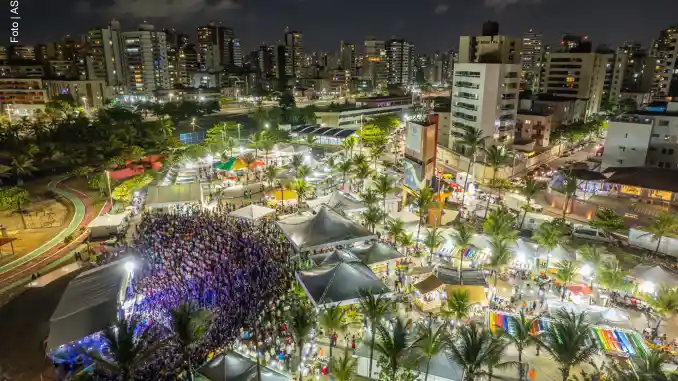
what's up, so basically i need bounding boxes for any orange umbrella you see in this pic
[249,159,265,169]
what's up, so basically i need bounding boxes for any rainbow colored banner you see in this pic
[488,311,648,357]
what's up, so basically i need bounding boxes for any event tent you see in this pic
[629,264,678,286]
[229,205,276,220]
[146,183,203,209]
[296,261,391,307]
[306,191,366,213]
[309,250,360,266]
[389,209,420,224]
[46,261,129,351]
[198,352,289,381]
[276,206,377,252]
[601,308,630,324]
[349,242,403,265]
[87,212,130,238]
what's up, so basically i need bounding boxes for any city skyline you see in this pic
[4,0,677,53]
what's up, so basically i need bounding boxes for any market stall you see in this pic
[306,191,367,214]
[228,204,276,221]
[412,274,445,312]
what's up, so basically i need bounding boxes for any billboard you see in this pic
[405,123,422,159]
[404,159,424,191]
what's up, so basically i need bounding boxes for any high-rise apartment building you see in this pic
[605,43,654,104]
[386,39,414,87]
[363,38,387,90]
[539,52,608,117]
[284,29,304,79]
[521,29,542,91]
[121,24,170,94]
[218,27,242,68]
[85,20,125,89]
[9,45,36,60]
[196,22,239,70]
[258,45,276,79]
[449,63,521,148]
[650,26,678,99]
[459,35,522,64]
[340,41,356,75]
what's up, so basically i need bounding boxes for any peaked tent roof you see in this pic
[296,261,391,307]
[436,267,487,286]
[310,250,360,266]
[389,210,420,224]
[229,204,276,220]
[276,206,377,252]
[306,191,366,212]
[146,183,203,206]
[350,242,403,265]
[47,261,128,351]
[198,352,290,381]
[413,274,444,294]
[630,264,678,286]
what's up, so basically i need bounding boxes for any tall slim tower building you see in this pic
[521,29,542,91]
[340,41,356,75]
[85,20,125,90]
[386,39,414,87]
[650,26,678,99]
[258,45,276,78]
[284,29,304,79]
[363,38,387,90]
[121,23,170,94]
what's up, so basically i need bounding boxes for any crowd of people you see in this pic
[106,205,295,379]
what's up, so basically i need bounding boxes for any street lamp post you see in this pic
[105,170,113,206]
[81,97,88,113]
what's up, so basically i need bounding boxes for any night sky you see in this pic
[5,0,677,54]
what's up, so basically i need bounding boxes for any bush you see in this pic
[64,234,74,245]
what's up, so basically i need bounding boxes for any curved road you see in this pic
[0,178,97,294]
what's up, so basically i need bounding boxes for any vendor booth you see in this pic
[276,206,377,252]
[629,264,678,291]
[349,242,404,276]
[436,267,489,307]
[87,212,131,239]
[47,260,134,358]
[412,275,445,312]
[198,351,290,381]
[296,261,391,307]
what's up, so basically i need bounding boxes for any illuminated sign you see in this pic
[620,185,641,196]
[649,190,672,201]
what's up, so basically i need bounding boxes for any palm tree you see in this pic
[169,302,214,381]
[642,213,678,257]
[341,136,358,159]
[297,164,311,179]
[374,317,412,381]
[358,288,393,379]
[483,145,512,218]
[291,153,305,173]
[374,174,395,224]
[318,306,351,370]
[0,164,12,184]
[589,208,626,235]
[352,152,369,168]
[361,188,381,207]
[413,322,449,381]
[423,228,443,259]
[451,222,475,284]
[263,165,279,188]
[386,218,406,243]
[410,186,437,250]
[83,318,164,381]
[352,161,372,193]
[398,232,415,257]
[555,260,579,300]
[487,237,513,297]
[288,304,316,381]
[337,160,353,189]
[329,348,358,381]
[442,289,472,324]
[597,265,631,293]
[291,178,310,208]
[446,322,505,381]
[644,286,678,335]
[249,131,267,158]
[560,170,578,219]
[519,179,540,229]
[537,309,597,381]
[453,125,489,209]
[578,244,612,288]
[607,349,670,381]
[11,155,37,185]
[369,147,382,171]
[483,337,517,380]
[260,137,275,165]
[499,311,538,380]
[483,207,517,243]
[362,205,384,233]
[533,221,565,269]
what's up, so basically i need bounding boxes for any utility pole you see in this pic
[105,170,113,206]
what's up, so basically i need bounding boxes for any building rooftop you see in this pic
[517,109,551,117]
[602,167,678,193]
[534,94,576,103]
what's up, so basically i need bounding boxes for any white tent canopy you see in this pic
[630,264,678,286]
[228,205,275,220]
[601,308,630,324]
[307,191,366,213]
[390,210,420,224]
[87,212,130,238]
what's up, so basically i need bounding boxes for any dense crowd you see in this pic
[117,205,294,379]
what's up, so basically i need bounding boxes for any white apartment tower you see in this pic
[650,26,678,99]
[85,20,125,89]
[458,35,522,65]
[121,24,170,94]
[449,63,521,150]
[386,39,414,87]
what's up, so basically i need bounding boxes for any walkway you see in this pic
[0,178,103,294]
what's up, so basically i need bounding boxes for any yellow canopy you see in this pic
[232,158,247,171]
[446,285,488,305]
[270,189,298,201]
